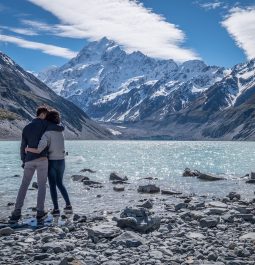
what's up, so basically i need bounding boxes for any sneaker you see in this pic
[9,209,21,223]
[63,205,73,213]
[36,210,48,220]
[51,209,60,216]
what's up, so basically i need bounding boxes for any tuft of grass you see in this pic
[0,109,18,121]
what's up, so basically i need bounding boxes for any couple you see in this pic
[10,106,72,222]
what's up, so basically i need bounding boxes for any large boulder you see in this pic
[114,207,160,233]
[110,172,128,181]
[87,224,122,243]
[138,184,160,193]
[111,231,146,248]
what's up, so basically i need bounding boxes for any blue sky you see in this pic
[0,0,255,72]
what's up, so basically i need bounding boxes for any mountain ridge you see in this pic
[38,38,255,140]
[0,51,112,140]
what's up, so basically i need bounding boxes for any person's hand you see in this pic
[25,147,28,153]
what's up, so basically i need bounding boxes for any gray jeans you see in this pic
[15,159,48,212]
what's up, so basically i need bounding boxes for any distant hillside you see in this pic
[0,52,113,140]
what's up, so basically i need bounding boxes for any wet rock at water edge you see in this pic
[71,175,89,182]
[197,173,225,181]
[111,180,130,185]
[183,168,200,177]
[138,184,160,193]
[111,231,146,248]
[114,207,160,233]
[83,180,102,186]
[80,168,96,173]
[227,192,241,200]
[110,172,128,182]
[113,185,125,192]
[161,189,182,195]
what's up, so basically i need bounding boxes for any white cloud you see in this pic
[200,2,223,10]
[27,0,199,62]
[0,34,77,59]
[221,6,255,59]
[0,25,38,36]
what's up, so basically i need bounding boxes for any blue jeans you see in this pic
[48,160,71,210]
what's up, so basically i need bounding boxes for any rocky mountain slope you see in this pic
[0,52,112,139]
[38,38,226,122]
[39,38,255,140]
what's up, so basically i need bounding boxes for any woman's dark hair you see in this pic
[36,106,48,117]
[46,109,61,124]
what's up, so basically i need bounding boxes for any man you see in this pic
[10,106,62,222]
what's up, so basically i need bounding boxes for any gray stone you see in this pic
[197,173,224,181]
[174,202,187,211]
[183,168,200,177]
[71,175,89,182]
[111,231,146,247]
[208,201,228,208]
[137,184,160,193]
[227,192,241,200]
[186,232,205,239]
[80,168,96,173]
[114,207,160,233]
[110,172,128,181]
[87,224,122,242]
[0,227,14,236]
[200,217,219,228]
[161,189,182,195]
[239,232,255,240]
[113,185,125,192]
[32,181,38,189]
[137,200,153,209]
[204,208,227,215]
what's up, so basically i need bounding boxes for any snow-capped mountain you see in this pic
[38,38,255,140]
[0,52,112,139]
[38,37,226,122]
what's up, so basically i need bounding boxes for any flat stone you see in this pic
[197,173,224,181]
[208,201,228,208]
[80,168,96,173]
[87,224,121,242]
[239,232,255,240]
[161,189,182,195]
[111,231,146,247]
[204,208,227,215]
[186,232,205,239]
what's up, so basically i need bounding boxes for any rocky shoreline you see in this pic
[0,170,255,265]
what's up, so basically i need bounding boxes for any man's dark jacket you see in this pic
[20,118,64,163]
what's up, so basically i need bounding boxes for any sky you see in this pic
[0,0,255,72]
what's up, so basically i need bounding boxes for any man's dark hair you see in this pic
[36,106,49,117]
[46,109,61,124]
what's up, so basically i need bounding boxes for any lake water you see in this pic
[0,141,254,218]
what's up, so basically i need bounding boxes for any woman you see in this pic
[26,109,72,215]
